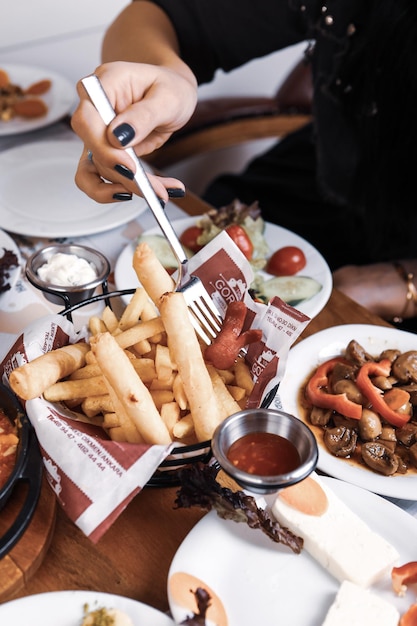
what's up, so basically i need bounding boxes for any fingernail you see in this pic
[167,187,185,198]
[114,163,134,180]
[113,122,135,146]
[113,192,133,202]
[159,198,166,208]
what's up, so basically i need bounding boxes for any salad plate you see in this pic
[0,590,174,625]
[0,64,76,136]
[114,216,332,318]
[168,476,416,626]
[276,323,417,499]
[0,141,147,237]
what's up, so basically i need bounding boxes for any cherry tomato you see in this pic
[225,224,253,260]
[180,226,204,252]
[266,246,306,276]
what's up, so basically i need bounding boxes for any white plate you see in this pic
[0,228,21,295]
[0,140,147,237]
[114,217,332,318]
[0,64,76,136]
[277,324,417,499]
[0,590,175,625]
[168,476,416,626]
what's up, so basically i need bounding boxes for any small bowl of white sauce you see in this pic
[26,244,110,307]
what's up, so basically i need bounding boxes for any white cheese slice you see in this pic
[321,580,400,626]
[271,475,399,587]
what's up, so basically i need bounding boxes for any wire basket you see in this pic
[58,289,275,488]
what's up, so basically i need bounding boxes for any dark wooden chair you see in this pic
[145,58,313,169]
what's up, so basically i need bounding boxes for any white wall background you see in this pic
[0,1,305,194]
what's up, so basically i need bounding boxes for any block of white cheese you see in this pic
[321,580,400,626]
[271,474,399,587]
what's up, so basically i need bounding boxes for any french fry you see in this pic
[64,397,84,409]
[234,356,255,394]
[130,357,157,383]
[160,401,181,437]
[172,374,188,410]
[69,363,101,380]
[103,383,145,444]
[108,424,142,443]
[90,332,171,445]
[43,375,107,402]
[226,384,246,402]
[101,306,119,333]
[131,340,152,356]
[115,317,165,350]
[139,298,164,344]
[9,342,90,400]
[89,316,106,336]
[207,364,241,419]
[85,350,97,365]
[159,291,222,442]
[214,368,235,385]
[108,426,126,442]
[172,413,194,440]
[119,288,159,353]
[102,412,120,429]
[118,287,148,331]
[150,372,176,391]
[81,394,114,417]
[155,344,176,382]
[150,389,174,410]
[132,242,174,305]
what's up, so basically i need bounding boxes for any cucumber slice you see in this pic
[137,234,192,269]
[254,275,322,306]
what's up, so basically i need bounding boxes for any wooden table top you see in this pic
[1,189,392,613]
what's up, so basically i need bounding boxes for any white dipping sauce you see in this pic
[37,252,97,286]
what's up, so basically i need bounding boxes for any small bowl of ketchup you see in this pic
[212,408,318,494]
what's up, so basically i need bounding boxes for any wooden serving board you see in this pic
[0,475,56,602]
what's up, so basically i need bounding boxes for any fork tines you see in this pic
[178,276,222,344]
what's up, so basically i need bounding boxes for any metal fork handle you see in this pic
[81,75,188,268]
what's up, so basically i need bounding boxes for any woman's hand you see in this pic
[333,261,417,321]
[71,60,197,203]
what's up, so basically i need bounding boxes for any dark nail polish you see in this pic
[113,192,133,202]
[159,198,166,208]
[114,163,134,180]
[167,187,185,198]
[113,123,135,146]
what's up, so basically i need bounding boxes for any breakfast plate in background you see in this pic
[168,476,415,626]
[0,141,147,237]
[276,324,417,500]
[114,216,332,319]
[0,590,175,625]
[0,64,76,136]
[0,229,21,297]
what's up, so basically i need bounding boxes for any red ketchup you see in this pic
[226,432,300,476]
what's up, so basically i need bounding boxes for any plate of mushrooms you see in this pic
[276,324,417,500]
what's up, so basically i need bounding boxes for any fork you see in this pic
[81,75,222,344]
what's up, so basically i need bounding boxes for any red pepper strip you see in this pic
[400,603,417,626]
[392,561,417,596]
[356,359,411,428]
[305,357,362,420]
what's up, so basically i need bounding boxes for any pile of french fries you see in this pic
[9,242,254,446]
